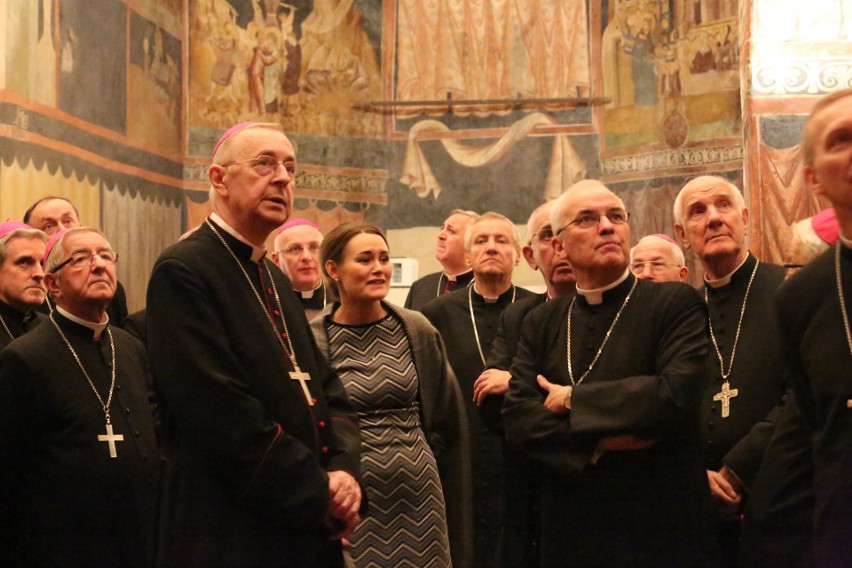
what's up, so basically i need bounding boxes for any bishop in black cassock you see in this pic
[777,242,852,568]
[0,299,43,350]
[405,269,475,311]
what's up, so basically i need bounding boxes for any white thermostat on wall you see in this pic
[390,258,418,287]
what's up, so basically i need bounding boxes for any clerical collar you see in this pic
[445,268,473,283]
[705,253,751,289]
[210,213,266,263]
[299,280,323,299]
[840,233,852,249]
[576,269,630,305]
[472,283,513,304]
[56,305,109,339]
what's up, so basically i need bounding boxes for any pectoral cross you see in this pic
[98,422,124,458]
[713,381,739,418]
[290,370,314,406]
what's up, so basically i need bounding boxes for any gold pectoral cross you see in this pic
[98,422,124,458]
[290,370,314,406]
[713,381,739,418]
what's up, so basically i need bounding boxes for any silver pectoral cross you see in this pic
[290,370,314,406]
[713,381,739,418]
[98,422,124,458]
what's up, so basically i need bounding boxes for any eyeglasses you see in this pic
[51,250,118,273]
[630,261,681,274]
[221,155,299,177]
[563,209,630,231]
[279,243,320,257]
[529,227,554,244]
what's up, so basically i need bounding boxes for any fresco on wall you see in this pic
[189,0,382,137]
[134,0,184,32]
[128,11,182,154]
[58,0,127,133]
[4,0,57,107]
[601,0,740,154]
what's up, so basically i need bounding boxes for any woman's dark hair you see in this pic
[320,221,388,296]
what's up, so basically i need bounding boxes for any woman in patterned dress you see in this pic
[310,222,471,568]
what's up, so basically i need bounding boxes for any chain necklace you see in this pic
[835,243,852,358]
[49,313,123,458]
[0,313,13,341]
[704,259,759,418]
[206,220,314,405]
[566,276,638,386]
[469,283,516,366]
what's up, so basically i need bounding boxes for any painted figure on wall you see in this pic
[189,0,381,137]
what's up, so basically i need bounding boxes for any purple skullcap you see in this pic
[647,233,678,245]
[277,218,320,235]
[44,228,73,265]
[212,122,259,159]
[0,221,33,241]
[812,208,839,245]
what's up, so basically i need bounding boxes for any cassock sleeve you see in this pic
[0,347,36,512]
[775,288,818,430]
[569,286,708,437]
[147,257,333,525]
[502,306,598,474]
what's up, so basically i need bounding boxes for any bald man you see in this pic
[630,234,689,283]
[271,219,331,318]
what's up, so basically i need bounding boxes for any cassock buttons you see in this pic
[125,408,131,414]
[321,446,328,453]
[318,421,326,428]
[312,397,318,405]
[267,288,273,294]
[273,310,280,316]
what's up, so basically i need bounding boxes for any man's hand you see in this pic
[473,369,511,406]
[707,468,742,521]
[537,375,572,414]
[327,470,362,538]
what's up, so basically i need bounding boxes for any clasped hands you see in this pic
[327,470,362,540]
[537,374,659,452]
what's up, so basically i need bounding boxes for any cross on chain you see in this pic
[713,381,739,419]
[290,371,313,406]
[98,422,124,458]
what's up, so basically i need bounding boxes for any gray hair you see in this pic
[630,235,686,266]
[550,180,624,235]
[672,176,745,226]
[464,211,521,251]
[0,228,47,264]
[45,227,108,273]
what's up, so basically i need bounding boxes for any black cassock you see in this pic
[702,254,813,567]
[405,269,475,311]
[147,219,361,567]
[422,284,534,568]
[0,312,159,567]
[777,243,852,568]
[0,299,43,351]
[503,275,716,567]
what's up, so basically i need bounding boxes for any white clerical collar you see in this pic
[839,233,852,249]
[210,213,266,262]
[705,254,750,289]
[445,268,472,283]
[299,280,323,299]
[576,269,630,305]
[56,305,109,339]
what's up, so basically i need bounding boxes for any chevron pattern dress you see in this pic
[325,313,452,567]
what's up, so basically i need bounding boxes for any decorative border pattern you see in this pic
[601,145,744,177]
[297,171,389,205]
[752,59,852,95]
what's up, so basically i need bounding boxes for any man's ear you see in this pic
[209,165,229,198]
[674,224,690,249]
[44,272,60,299]
[521,245,538,270]
[804,164,825,197]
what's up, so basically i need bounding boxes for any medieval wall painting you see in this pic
[4,0,57,107]
[128,11,182,154]
[601,0,739,155]
[58,0,127,133]
[189,0,382,139]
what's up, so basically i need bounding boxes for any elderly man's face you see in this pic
[525,208,574,290]
[436,213,472,268]
[555,186,630,276]
[274,224,323,292]
[468,218,518,278]
[47,231,117,315]
[28,199,80,235]
[675,181,747,264]
[630,237,687,283]
[804,94,852,210]
[0,236,46,312]
[220,129,296,232]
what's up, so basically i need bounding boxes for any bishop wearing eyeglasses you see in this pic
[502,180,715,567]
[0,227,159,567]
[271,218,331,319]
[146,122,362,567]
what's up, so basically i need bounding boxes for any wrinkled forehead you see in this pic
[444,213,473,230]
[633,238,676,261]
[32,199,78,220]
[62,229,111,254]
[680,181,738,209]
[278,224,323,247]
[563,189,624,219]
[530,207,554,233]
[231,128,295,160]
